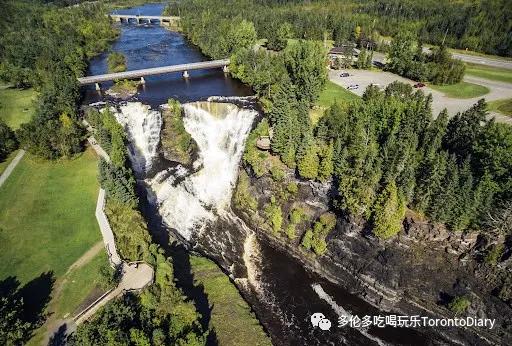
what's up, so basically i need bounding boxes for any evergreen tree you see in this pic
[372,181,406,239]
[297,134,319,179]
[443,99,487,160]
[318,141,334,182]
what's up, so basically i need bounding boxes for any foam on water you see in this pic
[148,101,256,240]
[312,283,387,346]
[113,102,162,174]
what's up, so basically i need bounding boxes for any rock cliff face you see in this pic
[232,168,512,345]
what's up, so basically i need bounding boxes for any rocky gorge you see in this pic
[98,92,511,345]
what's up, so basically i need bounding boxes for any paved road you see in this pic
[329,69,512,124]
[373,50,512,70]
[0,150,25,188]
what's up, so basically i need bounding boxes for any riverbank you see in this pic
[231,167,511,345]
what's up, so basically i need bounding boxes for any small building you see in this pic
[328,44,360,65]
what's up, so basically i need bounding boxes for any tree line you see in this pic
[386,32,465,85]
[171,0,511,57]
[0,1,118,159]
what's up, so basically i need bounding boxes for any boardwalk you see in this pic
[78,59,230,85]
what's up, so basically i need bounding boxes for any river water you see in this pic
[85,3,440,345]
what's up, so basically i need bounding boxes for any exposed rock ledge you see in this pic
[232,172,512,345]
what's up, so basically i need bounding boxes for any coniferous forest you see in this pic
[174,0,512,57]
[176,0,512,239]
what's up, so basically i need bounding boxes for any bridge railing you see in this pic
[78,59,230,85]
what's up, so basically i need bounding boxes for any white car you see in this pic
[347,84,359,90]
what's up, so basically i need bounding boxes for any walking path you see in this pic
[0,149,25,188]
[73,262,154,325]
[96,188,122,266]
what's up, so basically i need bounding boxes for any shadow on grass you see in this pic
[48,323,67,346]
[0,271,55,344]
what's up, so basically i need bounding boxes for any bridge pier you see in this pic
[183,71,189,79]
[222,65,229,73]
[140,77,145,84]
[95,83,101,91]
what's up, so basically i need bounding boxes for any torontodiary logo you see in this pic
[310,312,332,331]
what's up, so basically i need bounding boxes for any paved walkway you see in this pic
[0,149,25,188]
[329,69,512,124]
[96,188,122,266]
[84,119,122,266]
[73,262,154,325]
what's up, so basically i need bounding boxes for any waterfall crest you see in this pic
[148,101,256,240]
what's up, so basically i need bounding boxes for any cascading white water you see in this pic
[113,102,162,174]
[148,101,256,240]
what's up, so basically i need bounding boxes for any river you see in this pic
[84,3,439,345]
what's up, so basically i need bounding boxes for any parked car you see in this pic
[339,72,350,77]
[347,84,359,90]
[414,82,425,88]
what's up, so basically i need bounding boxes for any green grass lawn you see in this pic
[488,98,512,117]
[310,80,360,125]
[465,63,512,84]
[54,250,108,319]
[317,80,360,107]
[429,81,490,99]
[190,256,271,346]
[0,86,37,129]
[0,148,101,284]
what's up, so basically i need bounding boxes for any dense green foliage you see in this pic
[0,120,18,161]
[160,99,197,165]
[85,106,154,261]
[386,32,465,84]
[0,1,117,159]
[301,213,336,255]
[171,0,512,57]
[327,85,511,235]
[0,277,37,345]
[232,43,327,173]
[70,248,206,345]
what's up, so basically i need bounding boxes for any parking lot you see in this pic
[328,69,512,124]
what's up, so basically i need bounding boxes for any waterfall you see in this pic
[148,101,256,240]
[113,102,162,174]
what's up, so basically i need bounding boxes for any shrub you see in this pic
[448,295,471,315]
[287,182,299,194]
[264,197,283,234]
[234,171,258,211]
[0,120,18,161]
[484,244,504,265]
